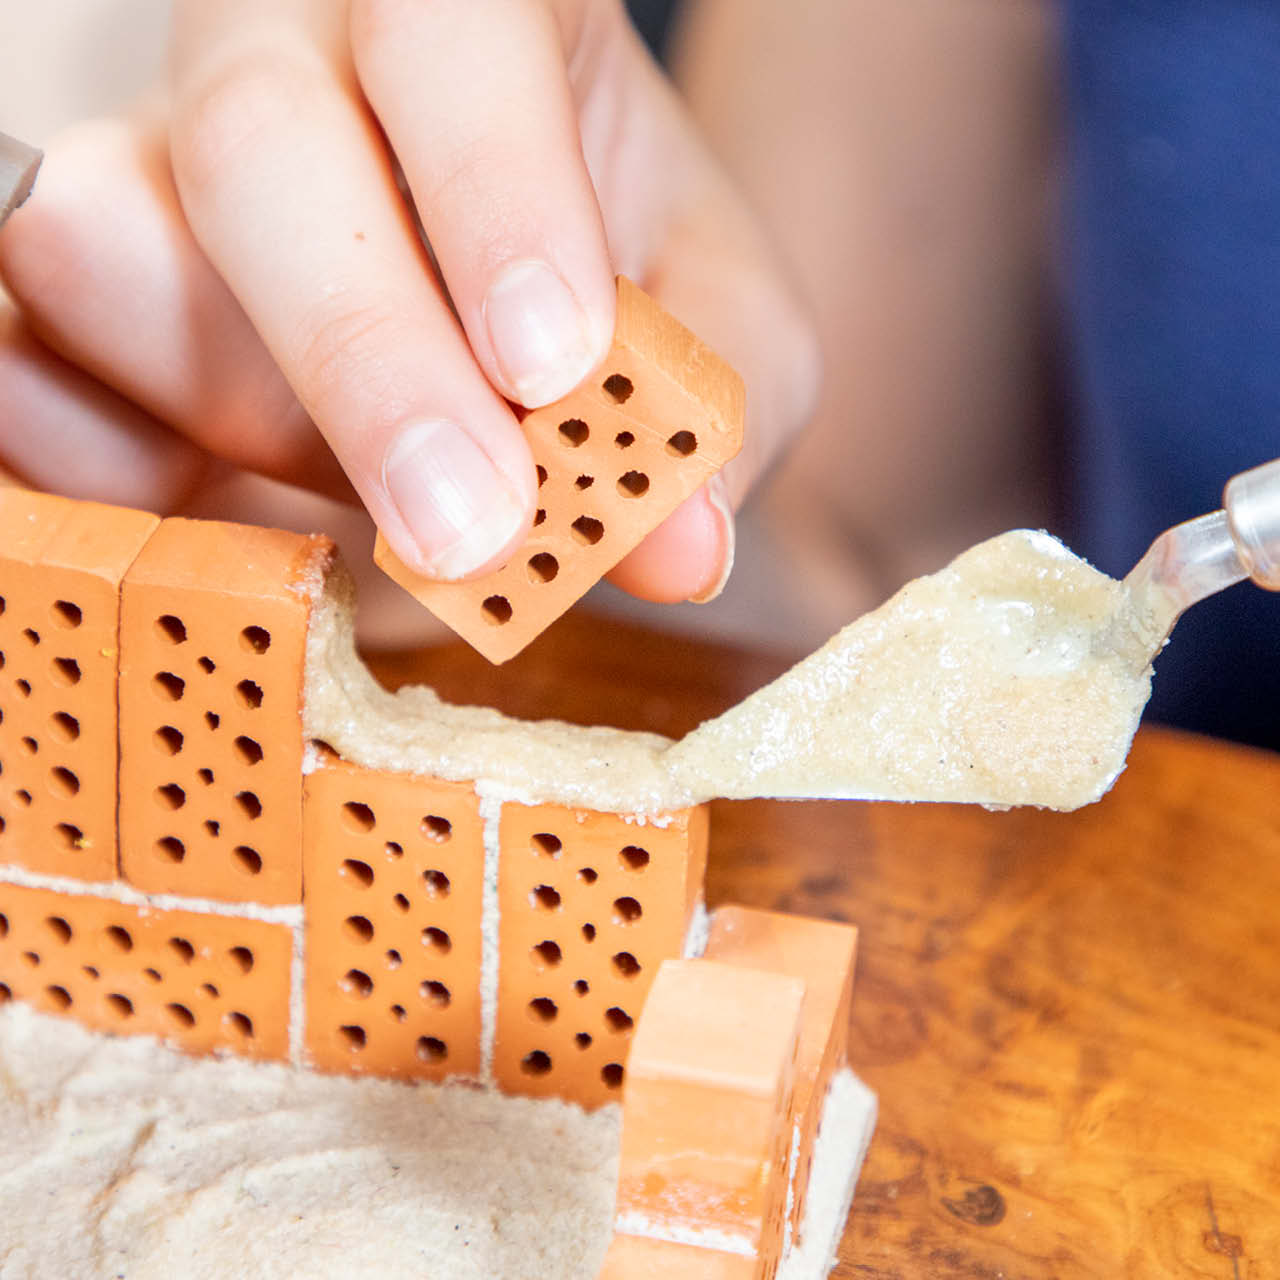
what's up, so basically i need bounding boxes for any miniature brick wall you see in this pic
[0,880,292,1060]
[375,277,746,664]
[493,801,708,1108]
[118,518,335,906]
[0,490,159,882]
[302,755,485,1080]
[598,1234,757,1279]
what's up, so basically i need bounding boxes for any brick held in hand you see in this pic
[374,277,746,664]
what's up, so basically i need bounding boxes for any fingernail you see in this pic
[484,259,597,407]
[382,419,526,580]
[689,474,736,604]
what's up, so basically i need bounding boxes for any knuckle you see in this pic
[290,298,407,405]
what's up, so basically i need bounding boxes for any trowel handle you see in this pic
[1224,457,1280,591]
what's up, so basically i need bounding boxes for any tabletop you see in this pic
[367,608,1280,1280]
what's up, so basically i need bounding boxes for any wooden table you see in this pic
[370,610,1280,1279]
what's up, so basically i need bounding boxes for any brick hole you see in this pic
[521,1050,552,1076]
[21,951,39,967]
[309,738,339,763]
[528,997,557,1022]
[384,841,403,860]
[570,515,604,546]
[20,736,37,755]
[166,1003,195,1029]
[421,815,452,842]
[340,858,374,887]
[612,952,641,978]
[234,791,262,820]
[344,915,374,944]
[52,600,82,629]
[390,1004,406,1022]
[601,1063,625,1089]
[236,679,263,709]
[620,845,650,871]
[392,893,410,912]
[50,712,80,743]
[536,464,548,487]
[421,927,451,955]
[533,508,546,527]
[52,658,82,686]
[106,994,134,1020]
[417,1036,447,1063]
[0,817,5,836]
[558,418,589,447]
[154,725,183,755]
[0,596,4,614]
[532,940,562,968]
[420,980,451,1008]
[574,979,589,996]
[225,1011,254,1039]
[0,914,8,938]
[666,430,697,457]
[578,867,597,884]
[105,924,133,953]
[228,946,254,974]
[200,982,219,999]
[197,656,215,674]
[205,711,220,731]
[16,790,32,807]
[617,471,649,498]
[44,916,72,944]
[531,832,562,858]
[575,1032,592,1049]
[422,869,450,898]
[156,614,187,644]
[527,552,559,583]
[233,736,263,766]
[342,801,375,832]
[0,650,4,670]
[341,969,374,998]
[54,822,83,849]
[338,1025,366,1051]
[384,949,402,969]
[574,475,594,491]
[603,373,633,403]
[0,983,8,1003]
[22,628,39,646]
[156,836,185,862]
[169,937,195,963]
[197,768,214,786]
[531,884,561,911]
[153,671,184,700]
[612,896,642,924]
[233,846,262,875]
[45,985,72,1010]
[614,430,635,449]
[142,967,162,983]
[582,923,596,942]
[481,595,512,626]
[155,783,186,810]
[605,1007,634,1033]
[16,678,32,698]
[83,965,100,980]
[240,625,271,654]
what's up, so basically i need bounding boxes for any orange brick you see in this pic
[302,756,485,1080]
[0,490,159,881]
[494,801,708,1108]
[118,517,335,905]
[375,277,746,663]
[705,906,857,1245]
[598,1234,758,1280]
[0,880,292,1059]
[616,958,803,1279]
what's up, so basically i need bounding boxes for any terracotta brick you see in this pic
[598,1234,759,1280]
[705,906,857,1244]
[118,517,335,905]
[375,277,746,663]
[0,880,292,1059]
[302,755,485,1080]
[616,958,804,1279]
[494,801,708,1108]
[0,489,159,881]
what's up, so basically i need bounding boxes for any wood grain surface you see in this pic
[367,608,1280,1279]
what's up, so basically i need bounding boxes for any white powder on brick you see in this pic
[0,1003,619,1280]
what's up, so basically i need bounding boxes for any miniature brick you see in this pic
[597,1234,758,1280]
[0,489,160,881]
[493,801,708,1108]
[705,906,857,1245]
[302,755,485,1080]
[0,880,292,1060]
[118,517,336,905]
[616,958,804,1279]
[375,277,746,664]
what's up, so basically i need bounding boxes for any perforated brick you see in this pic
[0,489,159,881]
[616,959,804,1280]
[118,518,335,905]
[598,1234,758,1280]
[494,801,708,1108]
[705,906,858,1245]
[302,755,484,1080]
[0,880,292,1059]
[375,277,746,663]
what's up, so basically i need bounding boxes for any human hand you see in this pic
[0,0,818,605]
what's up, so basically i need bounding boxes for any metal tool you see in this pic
[0,130,42,229]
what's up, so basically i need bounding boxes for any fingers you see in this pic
[348,0,616,408]
[169,0,538,580]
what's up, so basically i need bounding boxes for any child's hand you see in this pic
[0,0,818,604]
